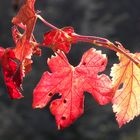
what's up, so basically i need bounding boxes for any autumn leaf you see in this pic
[14,35,32,61]
[12,0,37,39]
[111,51,140,127]
[0,26,41,100]
[0,18,40,99]
[12,26,41,75]
[43,27,75,53]
[1,48,23,99]
[33,48,113,129]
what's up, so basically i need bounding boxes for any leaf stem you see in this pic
[73,34,140,66]
[36,15,140,67]
[37,15,58,30]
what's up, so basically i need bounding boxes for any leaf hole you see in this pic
[118,83,123,89]
[82,62,86,65]
[101,61,105,66]
[63,99,67,104]
[48,93,53,96]
[61,116,66,120]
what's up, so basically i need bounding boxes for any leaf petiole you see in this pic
[36,15,140,68]
[73,34,140,67]
[37,15,58,30]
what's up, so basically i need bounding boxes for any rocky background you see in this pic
[0,0,140,140]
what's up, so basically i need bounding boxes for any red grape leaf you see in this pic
[0,25,40,99]
[43,27,75,53]
[12,26,41,56]
[13,34,33,76]
[12,0,37,39]
[12,26,41,75]
[33,48,113,129]
[1,48,23,99]
[14,35,33,61]
[111,51,140,127]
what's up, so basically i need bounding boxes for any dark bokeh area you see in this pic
[0,0,140,140]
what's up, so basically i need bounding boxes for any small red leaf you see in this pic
[12,27,41,75]
[14,35,33,61]
[33,48,113,129]
[0,25,40,99]
[12,0,37,39]
[43,27,75,53]
[13,35,33,76]
[1,49,23,99]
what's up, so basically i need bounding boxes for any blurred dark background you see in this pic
[0,0,140,140]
